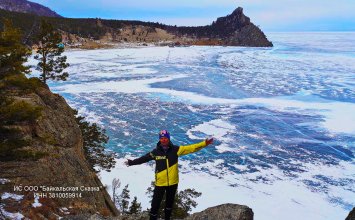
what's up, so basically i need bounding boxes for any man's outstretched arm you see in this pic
[125,152,154,166]
[177,138,213,156]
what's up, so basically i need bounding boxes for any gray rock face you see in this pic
[0,0,61,17]
[185,203,253,220]
[34,88,81,148]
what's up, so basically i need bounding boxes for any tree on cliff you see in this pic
[146,181,202,219]
[118,184,131,214]
[112,178,121,205]
[0,19,31,79]
[34,19,69,84]
[129,196,142,214]
[0,19,45,161]
[73,109,116,171]
[111,180,142,215]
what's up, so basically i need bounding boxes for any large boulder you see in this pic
[185,203,253,220]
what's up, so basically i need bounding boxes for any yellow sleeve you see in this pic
[177,140,207,156]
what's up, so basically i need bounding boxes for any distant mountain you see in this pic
[0,0,61,17]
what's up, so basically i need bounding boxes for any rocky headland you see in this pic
[0,3,272,48]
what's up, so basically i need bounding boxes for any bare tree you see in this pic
[112,178,121,206]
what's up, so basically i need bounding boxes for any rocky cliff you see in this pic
[0,0,61,17]
[0,75,119,219]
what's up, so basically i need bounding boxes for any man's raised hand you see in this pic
[124,159,132,167]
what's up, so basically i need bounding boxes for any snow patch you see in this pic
[0,206,24,220]
[0,178,10,184]
[32,194,42,208]
[187,119,236,140]
[0,193,24,220]
[1,193,24,201]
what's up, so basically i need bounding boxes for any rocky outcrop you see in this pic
[185,203,253,220]
[208,7,272,46]
[0,0,61,17]
[346,207,355,220]
[173,7,272,47]
[59,203,253,220]
[214,7,251,32]
[0,79,119,219]
[230,22,272,47]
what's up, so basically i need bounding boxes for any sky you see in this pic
[29,0,355,32]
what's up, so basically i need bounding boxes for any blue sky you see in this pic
[30,0,355,31]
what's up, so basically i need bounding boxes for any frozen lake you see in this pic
[30,32,355,220]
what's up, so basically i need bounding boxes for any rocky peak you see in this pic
[230,7,250,25]
[213,7,251,32]
[0,0,61,17]
[208,6,272,47]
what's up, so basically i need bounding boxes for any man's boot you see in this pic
[165,207,173,220]
[150,212,158,220]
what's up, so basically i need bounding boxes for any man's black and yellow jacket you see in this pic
[128,140,207,186]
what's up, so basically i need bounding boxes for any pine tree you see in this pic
[0,19,45,161]
[174,188,202,218]
[128,196,142,214]
[118,184,130,214]
[0,19,31,79]
[34,19,69,84]
[73,109,116,172]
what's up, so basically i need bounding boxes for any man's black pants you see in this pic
[150,184,178,220]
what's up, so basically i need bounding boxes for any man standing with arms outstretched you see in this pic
[125,130,214,220]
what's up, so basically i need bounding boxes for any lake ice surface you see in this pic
[29,32,355,220]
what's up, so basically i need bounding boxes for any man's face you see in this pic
[160,137,170,145]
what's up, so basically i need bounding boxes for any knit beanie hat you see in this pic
[159,130,170,140]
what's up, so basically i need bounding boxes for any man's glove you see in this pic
[124,159,132,166]
[205,137,214,146]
